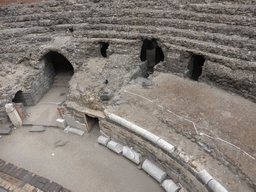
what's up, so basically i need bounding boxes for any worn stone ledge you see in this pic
[102,112,229,192]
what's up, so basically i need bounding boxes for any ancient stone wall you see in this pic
[100,118,208,192]
[0,0,256,123]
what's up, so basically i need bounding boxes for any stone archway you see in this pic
[43,51,74,75]
[12,90,26,105]
[43,51,74,88]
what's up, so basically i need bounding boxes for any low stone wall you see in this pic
[98,112,229,192]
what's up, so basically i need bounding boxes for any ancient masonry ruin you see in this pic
[0,0,256,191]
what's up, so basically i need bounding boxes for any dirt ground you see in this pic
[106,72,256,191]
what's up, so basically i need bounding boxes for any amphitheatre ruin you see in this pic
[0,0,256,191]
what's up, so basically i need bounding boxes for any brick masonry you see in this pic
[0,159,72,192]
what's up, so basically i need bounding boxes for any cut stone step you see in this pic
[0,128,12,135]
[29,126,46,132]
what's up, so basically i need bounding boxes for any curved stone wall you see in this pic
[0,0,256,102]
[0,1,255,189]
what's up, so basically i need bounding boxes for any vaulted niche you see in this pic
[140,39,164,74]
[186,54,205,81]
[100,42,109,58]
[12,90,26,105]
[44,51,74,75]
[85,115,99,132]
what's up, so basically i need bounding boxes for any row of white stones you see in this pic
[103,111,228,192]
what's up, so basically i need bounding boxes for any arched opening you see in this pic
[12,90,26,105]
[43,51,74,88]
[44,51,74,75]
[140,39,164,75]
[186,54,205,81]
[85,115,99,132]
[100,42,109,58]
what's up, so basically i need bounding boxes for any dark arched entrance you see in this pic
[12,90,26,105]
[44,51,74,75]
[185,54,205,81]
[43,51,74,88]
[140,39,164,75]
[100,42,109,58]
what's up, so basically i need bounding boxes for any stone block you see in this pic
[161,179,181,192]
[142,159,167,183]
[207,179,228,192]
[65,115,87,132]
[56,119,67,129]
[29,126,45,132]
[100,91,113,101]
[63,126,85,136]
[97,135,110,146]
[197,169,213,185]
[107,140,123,154]
[0,128,12,135]
[156,139,175,153]
[122,146,142,165]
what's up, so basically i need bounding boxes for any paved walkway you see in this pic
[0,158,72,192]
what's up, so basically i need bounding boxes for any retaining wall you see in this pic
[0,0,256,102]
[98,111,230,192]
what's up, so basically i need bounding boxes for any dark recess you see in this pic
[69,27,74,33]
[100,42,109,58]
[140,39,164,73]
[85,115,99,132]
[190,54,205,81]
[12,90,26,105]
[44,51,74,74]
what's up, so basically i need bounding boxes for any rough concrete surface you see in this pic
[0,127,164,192]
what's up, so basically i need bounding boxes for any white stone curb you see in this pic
[106,112,175,153]
[97,135,111,146]
[197,169,228,192]
[197,169,213,185]
[161,179,181,192]
[122,146,142,165]
[157,139,175,153]
[208,179,228,192]
[105,112,228,192]
[107,140,123,154]
[142,159,167,183]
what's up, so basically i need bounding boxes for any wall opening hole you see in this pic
[100,42,109,58]
[188,54,205,81]
[140,39,164,75]
[85,115,99,132]
[44,51,74,75]
[12,90,26,105]
[68,27,74,33]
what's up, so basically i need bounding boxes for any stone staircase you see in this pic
[52,72,73,88]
